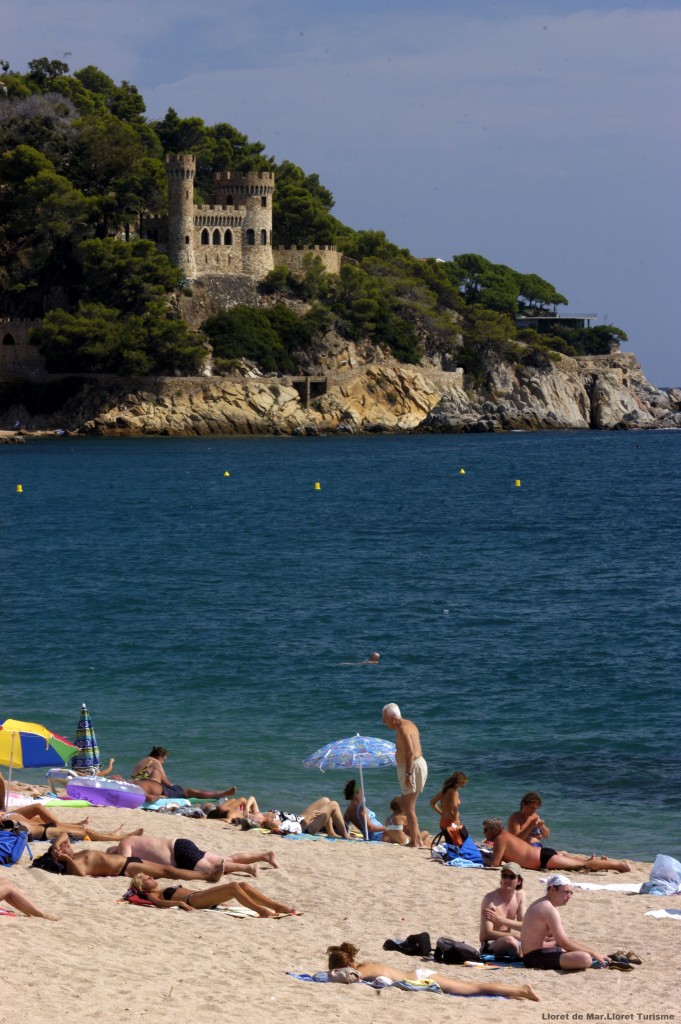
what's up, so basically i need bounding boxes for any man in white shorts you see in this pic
[382,703,427,849]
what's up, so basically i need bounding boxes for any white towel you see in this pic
[644,909,681,920]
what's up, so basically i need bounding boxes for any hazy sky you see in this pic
[7,0,681,384]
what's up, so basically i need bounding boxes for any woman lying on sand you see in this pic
[0,880,60,921]
[128,873,299,918]
[326,943,539,1001]
[204,795,260,823]
[2,803,144,843]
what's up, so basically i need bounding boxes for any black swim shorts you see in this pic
[173,838,205,871]
[539,846,558,869]
[523,946,564,970]
[162,783,186,799]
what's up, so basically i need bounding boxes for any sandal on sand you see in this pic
[607,955,634,971]
[625,951,643,965]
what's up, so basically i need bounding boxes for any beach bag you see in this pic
[31,848,65,874]
[0,830,32,866]
[434,937,481,964]
[442,835,485,866]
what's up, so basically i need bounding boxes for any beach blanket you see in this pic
[120,893,259,917]
[644,909,681,920]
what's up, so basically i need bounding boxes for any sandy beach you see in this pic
[1,804,678,1024]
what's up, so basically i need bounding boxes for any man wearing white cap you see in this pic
[520,875,609,970]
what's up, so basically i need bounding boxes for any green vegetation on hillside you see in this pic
[0,57,627,379]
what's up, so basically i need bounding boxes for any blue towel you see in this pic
[286,972,500,996]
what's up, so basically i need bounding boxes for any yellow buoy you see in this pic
[16,484,23,493]
[459,468,466,475]
[223,471,230,477]
[314,482,321,490]
[515,479,521,487]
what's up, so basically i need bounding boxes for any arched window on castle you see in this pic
[226,195,234,206]
[213,228,222,245]
[246,229,255,245]
[201,228,210,245]
[224,229,233,245]
[2,333,15,346]
[260,229,267,245]
[185,235,190,244]
[261,196,267,208]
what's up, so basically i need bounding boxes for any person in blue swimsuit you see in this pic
[343,780,385,841]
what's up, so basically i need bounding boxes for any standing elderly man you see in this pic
[520,875,609,970]
[381,703,427,849]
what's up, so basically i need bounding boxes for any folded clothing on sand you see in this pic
[645,909,681,920]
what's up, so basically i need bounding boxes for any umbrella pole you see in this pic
[358,761,368,840]
[5,732,15,810]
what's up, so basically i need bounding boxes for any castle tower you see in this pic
[213,171,275,279]
[166,154,197,279]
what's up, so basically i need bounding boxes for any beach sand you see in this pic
[1,805,678,1024]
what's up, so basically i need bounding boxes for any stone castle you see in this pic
[0,154,343,380]
[142,154,342,282]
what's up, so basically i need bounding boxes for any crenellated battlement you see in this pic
[275,245,338,252]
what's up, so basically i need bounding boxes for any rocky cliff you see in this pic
[2,345,679,436]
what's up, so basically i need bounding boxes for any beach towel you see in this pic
[434,836,484,867]
[287,972,440,992]
[0,908,17,917]
[644,909,681,920]
[539,880,642,893]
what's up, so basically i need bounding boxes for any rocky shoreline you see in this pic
[1,350,679,438]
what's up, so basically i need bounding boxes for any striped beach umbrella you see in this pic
[70,703,101,772]
[0,718,79,808]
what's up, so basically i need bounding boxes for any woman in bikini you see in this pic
[343,780,385,841]
[2,803,144,843]
[326,942,539,1001]
[382,796,408,845]
[128,873,299,918]
[429,770,468,844]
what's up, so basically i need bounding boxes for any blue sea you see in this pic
[2,430,680,861]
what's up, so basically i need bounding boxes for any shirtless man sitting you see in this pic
[482,819,631,873]
[41,833,224,881]
[129,747,237,802]
[479,863,526,958]
[108,834,278,877]
[520,875,609,970]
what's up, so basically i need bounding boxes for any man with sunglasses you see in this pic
[520,875,609,970]
[479,862,526,958]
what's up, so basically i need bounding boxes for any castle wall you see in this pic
[273,245,342,277]
[0,319,47,381]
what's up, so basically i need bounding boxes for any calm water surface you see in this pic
[2,430,680,860]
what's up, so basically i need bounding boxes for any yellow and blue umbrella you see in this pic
[303,733,396,839]
[0,718,78,808]
[70,703,101,772]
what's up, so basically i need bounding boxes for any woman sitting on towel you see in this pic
[326,943,539,1001]
[128,873,298,918]
[429,770,468,845]
[343,780,385,841]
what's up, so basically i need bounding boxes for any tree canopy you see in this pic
[0,56,626,377]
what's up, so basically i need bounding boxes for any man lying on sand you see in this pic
[128,873,298,917]
[483,819,631,873]
[38,833,224,881]
[108,834,279,877]
[130,747,237,801]
[0,880,60,921]
[325,942,539,1001]
[521,875,609,970]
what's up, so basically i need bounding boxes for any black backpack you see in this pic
[434,937,482,964]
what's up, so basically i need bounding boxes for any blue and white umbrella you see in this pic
[70,703,101,772]
[303,734,396,839]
